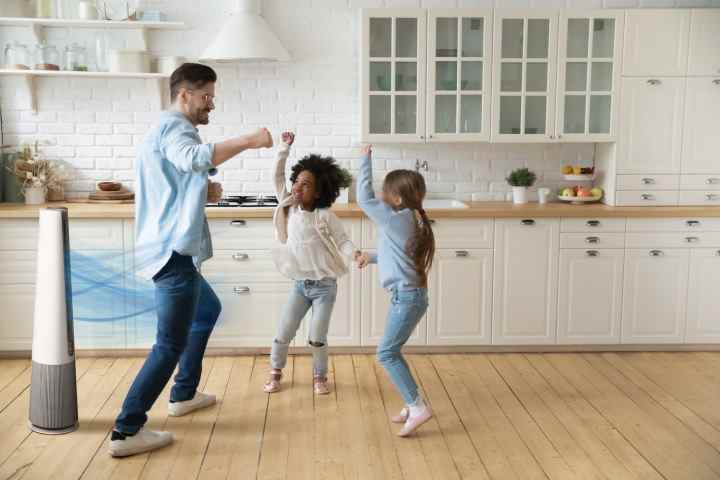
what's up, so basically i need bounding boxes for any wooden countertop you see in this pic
[2,201,720,219]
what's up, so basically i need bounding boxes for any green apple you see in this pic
[561,187,575,197]
[590,187,603,198]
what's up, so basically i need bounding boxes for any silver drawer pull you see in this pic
[233,286,251,294]
[686,220,701,227]
[585,236,600,244]
[716,250,720,256]
[521,219,535,226]
[230,220,247,227]
[641,194,655,201]
[586,220,601,227]
[455,250,469,258]
[646,79,661,86]
[641,178,655,185]
[706,178,720,185]
[649,250,664,257]
[706,194,719,201]
[232,253,249,261]
[586,250,599,257]
[713,79,720,85]
[685,236,700,243]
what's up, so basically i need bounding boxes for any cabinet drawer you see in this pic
[616,190,679,206]
[679,191,720,206]
[0,219,38,250]
[627,217,720,232]
[560,218,626,233]
[362,218,493,249]
[560,233,625,249]
[680,174,720,190]
[625,232,720,248]
[68,219,124,250]
[201,250,289,284]
[0,251,37,284]
[616,175,679,190]
[209,218,276,250]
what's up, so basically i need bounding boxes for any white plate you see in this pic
[563,174,595,182]
[558,195,602,204]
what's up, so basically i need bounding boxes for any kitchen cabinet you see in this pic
[681,77,720,175]
[556,10,624,141]
[621,248,689,344]
[491,10,558,142]
[492,218,559,344]
[687,9,720,76]
[623,9,690,77]
[427,249,492,345]
[0,285,35,351]
[686,248,720,343]
[557,249,624,344]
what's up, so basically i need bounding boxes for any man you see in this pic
[109,63,273,457]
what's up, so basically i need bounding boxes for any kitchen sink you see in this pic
[423,199,469,209]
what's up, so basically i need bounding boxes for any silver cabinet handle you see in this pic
[429,134,434,139]
[686,220,701,227]
[685,236,700,243]
[232,253,249,261]
[230,220,247,227]
[713,79,720,85]
[640,194,655,201]
[586,250,599,257]
[455,250,469,258]
[233,286,251,294]
[521,219,535,226]
[641,177,655,185]
[716,250,720,256]
[557,134,563,139]
[586,220,601,227]
[420,135,425,140]
[647,79,661,86]
[706,194,719,201]
[706,178,720,185]
[549,135,555,139]
[585,236,600,244]
[649,250,664,257]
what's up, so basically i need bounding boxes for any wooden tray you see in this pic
[67,198,134,204]
[88,188,134,201]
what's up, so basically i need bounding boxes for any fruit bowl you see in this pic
[97,181,122,192]
[558,194,603,205]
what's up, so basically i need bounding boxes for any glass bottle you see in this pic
[35,0,57,18]
[4,42,31,70]
[64,43,88,71]
[35,43,61,71]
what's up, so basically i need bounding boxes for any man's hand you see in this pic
[207,180,223,203]
[247,128,274,149]
[281,131,295,146]
[355,251,371,269]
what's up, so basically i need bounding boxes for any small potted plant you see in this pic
[7,141,51,205]
[506,167,537,204]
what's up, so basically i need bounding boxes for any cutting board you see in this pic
[67,198,134,204]
[88,188,134,201]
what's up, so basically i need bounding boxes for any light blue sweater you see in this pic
[357,153,421,291]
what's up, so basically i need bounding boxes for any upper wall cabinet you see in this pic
[427,9,493,142]
[623,10,690,76]
[688,9,720,76]
[556,10,624,142]
[361,9,427,143]
[491,10,558,142]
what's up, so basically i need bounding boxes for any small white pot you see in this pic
[511,186,528,204]
[24,186,46,205]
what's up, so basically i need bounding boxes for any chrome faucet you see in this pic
[414,159,429,173]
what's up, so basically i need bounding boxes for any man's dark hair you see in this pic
[170,63,217,102]
[289,154,353,209]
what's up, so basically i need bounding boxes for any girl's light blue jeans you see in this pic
[377,287,428,405]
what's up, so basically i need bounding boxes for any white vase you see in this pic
[512,186,528,204]
[25,186,46,205]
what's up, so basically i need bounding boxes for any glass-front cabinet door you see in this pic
[361,9,427,143]
[427,9,492,142]
[492,11,558,142]
[557,11,624,142]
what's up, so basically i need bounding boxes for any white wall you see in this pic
[1,0,714,200]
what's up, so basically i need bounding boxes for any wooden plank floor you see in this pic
[1,353,720,479]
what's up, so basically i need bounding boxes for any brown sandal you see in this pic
[264,369,282,393]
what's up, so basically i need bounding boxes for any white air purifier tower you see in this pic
[29,207,78,434]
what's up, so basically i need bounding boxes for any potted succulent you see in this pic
[506,167,537,204]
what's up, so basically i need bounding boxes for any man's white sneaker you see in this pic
[168,392,216,417]
[108,428,174,457]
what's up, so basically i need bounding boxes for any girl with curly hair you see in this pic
[265,131,361,395]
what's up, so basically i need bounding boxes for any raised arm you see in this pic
[274,132,295,200]
[357,145,394,226]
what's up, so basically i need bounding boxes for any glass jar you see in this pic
[36,0,57,18]
[35,43,61,71]
[4,42,31,70]
[64,43,88,72]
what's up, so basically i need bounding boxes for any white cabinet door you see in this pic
[492,10,558,142]
[558,249,624,344]
[682,77,720,174]
[617,77,685,174]
[621,248,689,344]
[427,249,492,345]
[361,9,427,143]
[686,249,720,343]
[427,9,492,142]
[360,251,427,346]
[492,218,559,345]
[0,285,35,351]
[688,9,720,76]
[556,10,623,142]
[623,9,690,77]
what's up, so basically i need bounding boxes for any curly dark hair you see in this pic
[289,154,353,209]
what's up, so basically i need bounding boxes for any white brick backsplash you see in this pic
[66,158,96,169]
[5,124,37,134]
[38,124,75,134]
[114,124,151,135]
[95,135,132,146]
[114,147,138,157]
[58,135,94,146]
[96,158,133,170]
[77,124,113,135]
[77,147,113,157]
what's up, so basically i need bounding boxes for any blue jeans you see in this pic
[270,278,337,377]
[115,252,221,434]
[377,288,428,405]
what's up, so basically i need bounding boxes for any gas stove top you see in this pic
[207,194,279,208]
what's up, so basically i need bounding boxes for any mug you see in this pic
[537,187,551,204]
